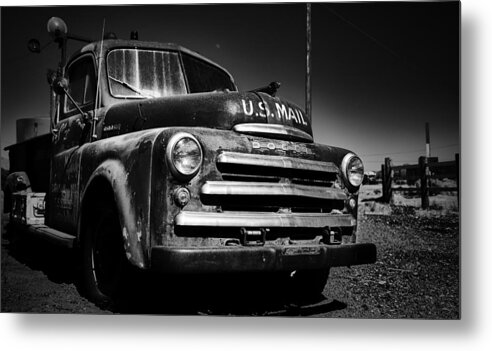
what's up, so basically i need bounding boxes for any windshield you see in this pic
[181,54,236,93]
[107,48,236,99]
[107,49,187,98]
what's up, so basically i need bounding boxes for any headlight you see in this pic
[342,153,364,188]
[166,133,203,180]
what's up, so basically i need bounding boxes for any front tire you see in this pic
[289,269,330,301]
[79,201,128,310]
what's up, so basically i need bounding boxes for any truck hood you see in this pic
[102,91,312,141]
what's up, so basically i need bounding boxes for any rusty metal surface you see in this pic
[150,243,377,274]
[102,91,311,140]
[79,129,162,268]
[46,128,163,268]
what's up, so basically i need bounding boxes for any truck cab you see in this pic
[5,20,376,309]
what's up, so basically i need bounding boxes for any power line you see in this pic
[432,143,460,150]
[360,148,425,157]
[328,8,403,62]
[364,160,416,164]
[327,6,457,93]
[359,143,459,157]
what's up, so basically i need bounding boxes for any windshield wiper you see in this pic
[108,76,151,98]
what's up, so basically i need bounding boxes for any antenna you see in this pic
[92,18,106,141]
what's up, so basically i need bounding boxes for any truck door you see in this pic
[46,54,96,233]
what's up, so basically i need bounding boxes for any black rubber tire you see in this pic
[288,269,330,300]
[78,202,129,310]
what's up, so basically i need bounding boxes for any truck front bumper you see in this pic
[150,243,376,274]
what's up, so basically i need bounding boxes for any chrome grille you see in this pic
[202,151,346,213]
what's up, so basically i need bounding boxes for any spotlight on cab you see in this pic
[47,17,68,40]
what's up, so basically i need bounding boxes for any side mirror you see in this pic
[52,76,68,95]
[47,69,57,85]
[51,76,88,123]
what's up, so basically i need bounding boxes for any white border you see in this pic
[2,0,491,350]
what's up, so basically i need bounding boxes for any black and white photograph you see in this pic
[1,1,460,320]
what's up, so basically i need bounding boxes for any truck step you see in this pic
[18,224,76,249]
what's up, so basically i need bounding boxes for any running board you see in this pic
[14,223,76,248]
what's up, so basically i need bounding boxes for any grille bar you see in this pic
[175,211,356,228]
[201,181,347,201]
[217,151,339,175]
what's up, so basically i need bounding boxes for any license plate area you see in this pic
[283,246,321,256]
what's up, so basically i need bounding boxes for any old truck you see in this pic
[4,17,376,308]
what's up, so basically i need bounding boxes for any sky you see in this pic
[0,2,459,171]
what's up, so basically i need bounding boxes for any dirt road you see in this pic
[1,208,459,318]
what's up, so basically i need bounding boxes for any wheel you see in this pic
[79,201,129,309]
[288,269,330,301]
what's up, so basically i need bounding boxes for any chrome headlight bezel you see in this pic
[341,153,364,189]
[166,132,203,180]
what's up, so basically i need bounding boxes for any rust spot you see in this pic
[122,227,129,240]
[136,219,143,242]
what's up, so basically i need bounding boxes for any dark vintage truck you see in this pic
[4,17,376,308]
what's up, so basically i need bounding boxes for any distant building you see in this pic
[391,157,458,185]
[363,171,377,184]
[16,117,50,143]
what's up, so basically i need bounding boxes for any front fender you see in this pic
[81,159,146,269]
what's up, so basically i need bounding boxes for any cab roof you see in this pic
[68,39,233,79]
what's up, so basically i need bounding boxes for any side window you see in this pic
[64,56,96,116]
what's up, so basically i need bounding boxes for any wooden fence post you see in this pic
[381,164,385,199]
[419,156,429,209]
[455,153,460,207]
[382,157,393,203]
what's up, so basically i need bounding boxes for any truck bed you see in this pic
[5,133,51,192]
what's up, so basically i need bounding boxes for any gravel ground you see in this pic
[325,208,460,319]
[1,207,460,318]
